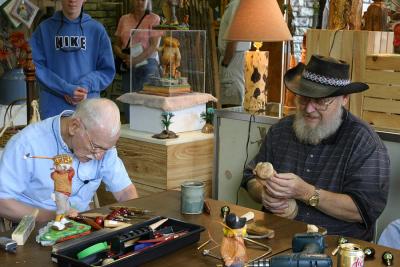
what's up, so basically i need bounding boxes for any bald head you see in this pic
[72,98,121,139]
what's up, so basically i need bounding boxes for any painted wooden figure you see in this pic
[51,154,75,230]
[220,213,248,267]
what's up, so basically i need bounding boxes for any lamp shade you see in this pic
[225,0,292,42]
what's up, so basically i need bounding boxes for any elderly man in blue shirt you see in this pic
[0,98,138,222]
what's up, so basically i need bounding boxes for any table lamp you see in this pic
[225,0,292,112]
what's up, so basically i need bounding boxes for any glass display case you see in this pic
[128,29,206,96]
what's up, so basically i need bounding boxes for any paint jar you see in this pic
[181,181,204,214]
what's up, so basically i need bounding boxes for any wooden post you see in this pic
[23,46,36,123]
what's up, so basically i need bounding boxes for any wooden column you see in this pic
[23,47,36,123]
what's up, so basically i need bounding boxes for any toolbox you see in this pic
[51,216,205,267]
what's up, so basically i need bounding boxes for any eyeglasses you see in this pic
[80,120,115,154]
[297,96,336,111]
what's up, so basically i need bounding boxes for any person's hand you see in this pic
[264,172,311,200]
[130,56,143,67]
[73,87,88,102]
[123,55,131,69]
[65,87,88,105]
[261,189,289,215]
[64,95,77,105]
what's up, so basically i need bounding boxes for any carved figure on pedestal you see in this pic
[159,36,181,79]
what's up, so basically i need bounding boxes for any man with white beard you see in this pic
[242,55,390,241]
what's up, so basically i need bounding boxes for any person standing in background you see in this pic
[218,0,251,108]
[30,0,115,119]
[114,0,160,123]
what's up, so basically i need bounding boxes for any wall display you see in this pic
[3,0,22,28]
[11,0,39,28]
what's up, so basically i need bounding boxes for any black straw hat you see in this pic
[284,55,368,98]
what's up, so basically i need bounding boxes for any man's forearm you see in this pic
[0,199,55,223]
[298,187,363,223]
[113,184,138,202]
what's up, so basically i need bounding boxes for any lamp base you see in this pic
[243,50,269,111]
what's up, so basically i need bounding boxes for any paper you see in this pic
[130,43,148,67]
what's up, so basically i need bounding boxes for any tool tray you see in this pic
[51,216,205,267]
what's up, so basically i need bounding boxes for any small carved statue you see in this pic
[220,213,248,267]
[159,36,181,79]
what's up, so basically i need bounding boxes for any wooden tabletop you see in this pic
[1,190,399,266]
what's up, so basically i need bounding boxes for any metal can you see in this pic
[337,243,364,267]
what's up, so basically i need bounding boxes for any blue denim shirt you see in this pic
[378,219,400,249]
[0,111,131,211]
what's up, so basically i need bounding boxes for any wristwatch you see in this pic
[308,187,320,207]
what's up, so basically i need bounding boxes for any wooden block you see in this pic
[380,32,388,53]
[363,97,400,114]
[365,55,400,71]
[367,31,375,54]
[363,111,400,131]
[373,31,382,54]
[142,84,191,96]
[387,32,394,53]
[364,70,400,84]
[134,182,165,198]
[117,137,167,189]
[364,84,400,100]
[341,30,354,65]
[116,133,213,198]
[319,30,334,56]
[243,50,268,111]
[167,139,213,189]
[306,29,320,63]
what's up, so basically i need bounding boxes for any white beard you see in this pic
[293,107,343,145]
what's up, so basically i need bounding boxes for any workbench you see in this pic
[1,191,399,266]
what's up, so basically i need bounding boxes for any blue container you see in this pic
[181,181,205,214]
[0,68,26,104]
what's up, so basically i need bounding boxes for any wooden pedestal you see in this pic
[97,127,214,205]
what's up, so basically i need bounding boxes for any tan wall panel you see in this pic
[364,70,400,85]
[366,55,400,71]
[363,111,400,131]
[364,84,400,100]
[363,97,400,114]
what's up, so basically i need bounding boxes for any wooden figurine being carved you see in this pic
[220,213,248,267]
[253,162,298,219]
[159,36,181,79]
[51,154,75,230]
[328,0,363,30]
[363,0,389,31]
